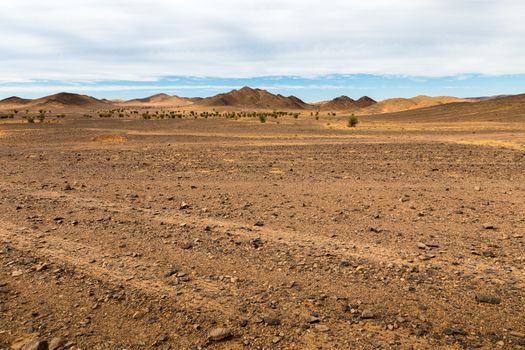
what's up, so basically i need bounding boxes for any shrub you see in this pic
[26,116,35,123]
[258,114,266,123]
[347,115,359,127]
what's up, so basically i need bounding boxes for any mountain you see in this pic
[0,92,114,110]
[32,92,114,108]
[196,87,310,109]
[319,96,358,111]
[0,96,32,107]
[117,93,193,107]
[315,95,377,111]
[360,95,474,115]
[366,93,525,123]
[355,96,377,108]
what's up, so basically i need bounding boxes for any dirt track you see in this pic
[1,117,524,349]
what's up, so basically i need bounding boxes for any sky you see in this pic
[1,0,525,101]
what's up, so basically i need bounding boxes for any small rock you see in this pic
[34,263,48,272]
[179,202,190,210]
[254,221,264,227]
[208,327,232,341]
[48,337,67,350]
[339,259,350,267]
[361,309,376,319]
[475,294,501,304]
[11,270,24,277]
[180,242,193,250]
[18,338,48,350]
[315,324,330,332]
[483,224,496,230]
[443,327,467,336]
[417,242,428,250]
[307,316,320,324]
[263,316,281,326]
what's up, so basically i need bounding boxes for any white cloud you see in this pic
[1,0,525,80]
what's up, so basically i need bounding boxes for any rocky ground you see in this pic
[0,117,524,349]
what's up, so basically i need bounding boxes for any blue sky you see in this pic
[1,0,525,101]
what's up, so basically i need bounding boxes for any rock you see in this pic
[339,259,350,267]
[208,327,232,341]
[254,221,264,227]
[180,242,193,250]
[34,263,48,272]
[48,337,67,350]
[263,316,281,326]
[482,251,496,258]
[307,316,320,324]
[417,242,428,250]
[14,338,48,350]
[482,224,496,230]
[361,309,376,319]
[443,327,467,336]
[250,238,263,248]
[179,202,190,210]
[63,184,72,191]
[11,270,24,277]
[315,324,330,332]
[475,294,501,304]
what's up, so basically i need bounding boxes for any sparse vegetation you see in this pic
[258,114,266,123]
[347,114,359,127]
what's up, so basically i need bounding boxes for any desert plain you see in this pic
[0,91,524,350]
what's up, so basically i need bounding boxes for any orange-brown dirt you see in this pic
[0,114,524,350]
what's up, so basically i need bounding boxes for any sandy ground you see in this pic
[0,116,524,350]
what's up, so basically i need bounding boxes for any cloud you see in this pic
[1,0,525,81]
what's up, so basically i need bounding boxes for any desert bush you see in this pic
[258,114,266,123]
[347,115,359,127]
[26,116,35,123]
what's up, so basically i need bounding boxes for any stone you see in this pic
[263,316,281,326]
[208,327,232,341]
[48,337,67,350]
[179,202,190,210]
[17,338,48,350]
[475,294,501,304]
[361,309,376,319]
[11,270,24,277]
[315,324,330,332]
[307,316,320,324]
[443,327,467,336]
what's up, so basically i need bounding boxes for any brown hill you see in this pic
[0,93,113,110]
[316,95,377,111]
[319,96,358,111]
[360,95,474,115]
[355,96,377,108]
[117,93,193,108]
[196,87,310,110]
[366,93,525,123]
[0,96,32,108]
[34,92,113,108]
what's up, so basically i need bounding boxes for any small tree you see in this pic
[347,115,359,127]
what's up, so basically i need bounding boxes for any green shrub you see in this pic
[347,115,359,127]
